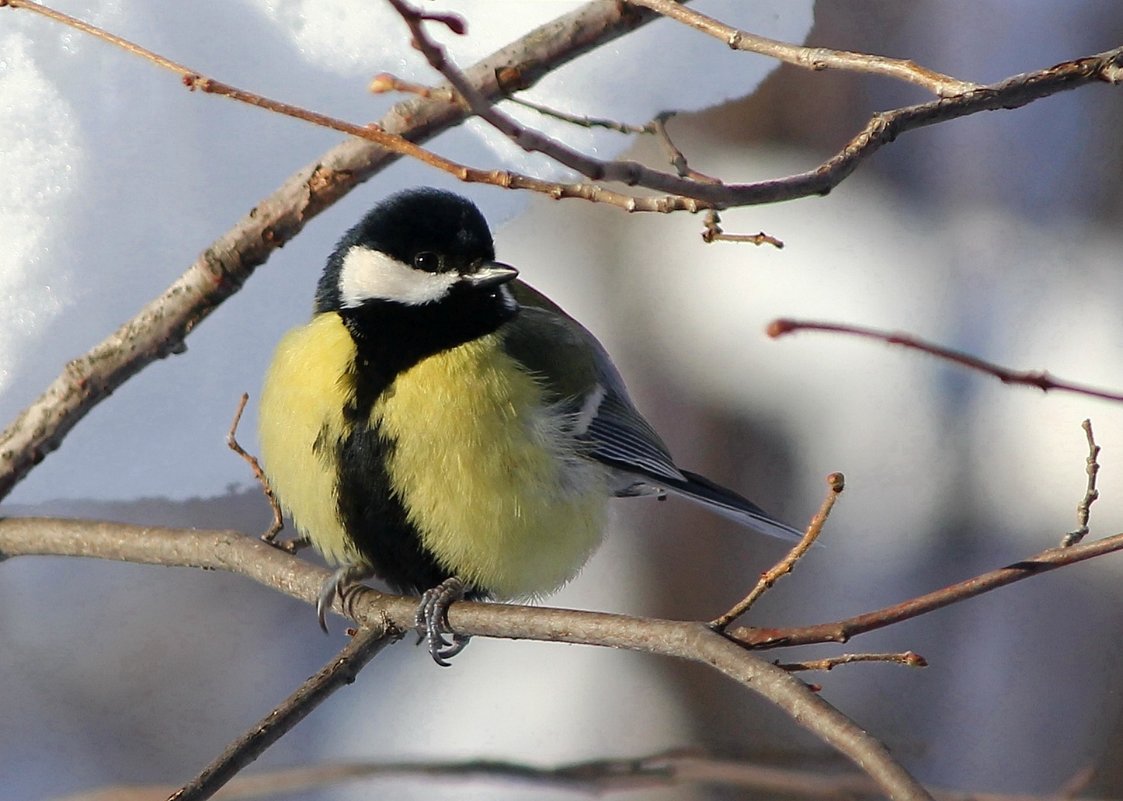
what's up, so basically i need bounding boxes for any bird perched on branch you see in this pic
[258,187,798,664]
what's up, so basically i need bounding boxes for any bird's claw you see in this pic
[316,563,374,633]
[416,577,471,666]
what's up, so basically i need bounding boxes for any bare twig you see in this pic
[226,393,288,549]
[712,473,843,629]
[386,0,633,184]
[768,319,1123,404]
[369,72,457,103]
[168,624,394,801]
[371,69,661,134]
[510,96,658,134]
[627,0,980,97]
[734,529,1123,649]
[371,70,660,134]
[776,651,928,672]
[702,210,784,247]
[0,516,933,801]
[1062,419,1101,547]
[652,113,722,183]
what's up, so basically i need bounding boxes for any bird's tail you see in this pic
[661,469,804,543]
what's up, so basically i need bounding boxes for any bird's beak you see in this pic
[462,261,519,289]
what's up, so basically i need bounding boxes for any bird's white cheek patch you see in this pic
[338,246,457,307]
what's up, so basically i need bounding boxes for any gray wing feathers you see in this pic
[501,282,801,543]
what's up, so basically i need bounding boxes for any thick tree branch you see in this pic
[0,516,931,801]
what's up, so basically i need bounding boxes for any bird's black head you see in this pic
[316,188,520,368]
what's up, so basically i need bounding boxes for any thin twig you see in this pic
[734,529,1123,649]
[369,72,457,103]
[702,210,784,248]
[653,113,722,183]
[1062,419,1101,547]
[712,473,843,629]
[627,0,980,97]
[768,319,1123,404]
[509,96,658,134]
[776,651,928,672]
[386,0,628,185]
[371,70,659,134]
[225,393,292,550]
[168,624,395,801]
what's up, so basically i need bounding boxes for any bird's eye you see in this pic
[413,252,441,272]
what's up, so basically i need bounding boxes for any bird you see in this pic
[258,187,800,664]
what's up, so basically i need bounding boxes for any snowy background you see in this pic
[4,2,1123,800]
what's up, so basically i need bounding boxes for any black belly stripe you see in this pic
[325,296,515,599]
[333,419,455,596]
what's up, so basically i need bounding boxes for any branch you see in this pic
[776,651,928,672]
[628,0,979,96]
[387,0,1123,206]
[225,393,286,547]
[701,210,784,247]
[768,319,1123,404]
[0,516,931,801]
[711,472,843,629]
[0,0,664,501]
[168,625,393,801]
[1062,419,1101,547]
[735,529,1123,648]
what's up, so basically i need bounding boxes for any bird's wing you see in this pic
[501,282,802,543]
[501,282,684,484]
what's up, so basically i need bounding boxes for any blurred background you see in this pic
[3,2,1123,799]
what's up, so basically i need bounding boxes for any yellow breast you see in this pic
[258,314,357,566]
[375,335,611,599]
[259,313,610,599]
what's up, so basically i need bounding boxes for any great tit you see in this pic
[258,187,799,664]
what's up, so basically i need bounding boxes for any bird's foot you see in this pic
[317,563,375,633]
[416,577,470,666]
